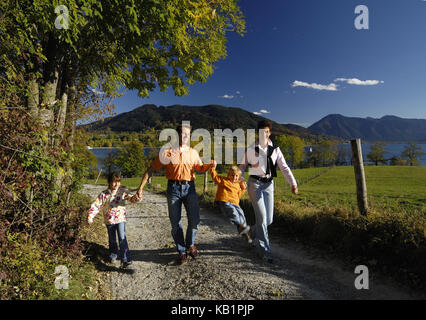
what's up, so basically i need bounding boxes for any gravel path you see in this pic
[83,184,420,300]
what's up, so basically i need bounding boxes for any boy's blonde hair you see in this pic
[228,166,242,175]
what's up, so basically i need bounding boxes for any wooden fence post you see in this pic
[95,169,102,185]
[203,171,208,194]
[351,139,368,216]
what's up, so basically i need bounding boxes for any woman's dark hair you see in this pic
[257,120,272,130]
[107,172,121,184]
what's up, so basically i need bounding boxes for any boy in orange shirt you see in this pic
[210,163,252,243]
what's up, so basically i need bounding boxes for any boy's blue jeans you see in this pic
[216,201,248,231]
[166,180,200,254]
[247,177,274,257]
[106,222,130,263]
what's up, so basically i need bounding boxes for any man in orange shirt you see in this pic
[136,124,214,265]
[210,164,252,243]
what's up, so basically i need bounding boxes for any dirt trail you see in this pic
[83,184,420,300]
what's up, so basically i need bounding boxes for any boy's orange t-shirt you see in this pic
[210,168,245,206]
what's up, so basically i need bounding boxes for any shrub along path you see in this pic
[83,184,420,300]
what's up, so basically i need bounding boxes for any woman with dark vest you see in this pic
[240,120,298,263]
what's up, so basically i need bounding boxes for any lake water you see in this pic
[89,147,160,170]
[89,143,426,170]
[312,143,426,166]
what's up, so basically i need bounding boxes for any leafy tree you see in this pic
[101,151,118,177]
[389,156,407,166]
[335,145,350,166]
[309,140,338,167]
[275,135,305,168]
[367,142,388,166]
[69,130,98,194]
[113,141,146,177]
[401,142,425,166]
[0,0,245,194]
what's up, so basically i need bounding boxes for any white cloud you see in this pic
[253,112,262,115]
[91,88,105,95]
[260,109,270,114]
[334,78,384,86]
[218,94,234,99]
[292,80,338,91]
[236,91,241,95]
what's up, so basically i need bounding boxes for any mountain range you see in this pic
[308,114,426,142]
[83,104,425,142]
[84,104,327,142]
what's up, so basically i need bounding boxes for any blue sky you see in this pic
[109,0,426,128]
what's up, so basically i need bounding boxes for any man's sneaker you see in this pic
[110,257,120,266]
[177,253,188,265]
[121,261,132,269]
[188,245,199,259]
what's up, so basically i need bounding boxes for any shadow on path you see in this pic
[82,240,135,275]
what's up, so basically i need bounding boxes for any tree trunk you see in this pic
[40,73,59,129]
[64,87,78,206]
[27,78,39,118]
[54,83,68,148]
[66,86,77,151]
[40,35,61,130]
[55,82,73,200]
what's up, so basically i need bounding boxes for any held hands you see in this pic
[130,194,141,203]
[135,189,143,202]
[240,180,247,190]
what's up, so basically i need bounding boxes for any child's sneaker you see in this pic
[238,225,252,244]
[121,261,132,269]
[242,232,253,244]
[110,257,120,266]
[238,224,250,236]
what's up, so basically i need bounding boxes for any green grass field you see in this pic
[278,166,426,214]
[86,166,426,214]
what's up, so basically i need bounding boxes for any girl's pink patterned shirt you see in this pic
[88,187,133,225]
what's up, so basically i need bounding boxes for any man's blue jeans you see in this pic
[166,181,200,254]
[106,222,130,262]
[247,177,274,257]
[216,201,248,231]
